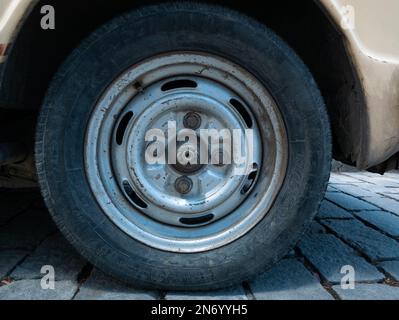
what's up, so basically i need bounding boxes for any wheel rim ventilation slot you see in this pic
[241,163,259,195]
[180,214,214,226]
[116,111,134,145]
[122,180,148,209]
[230,99,253,128]
[161,79,198,91]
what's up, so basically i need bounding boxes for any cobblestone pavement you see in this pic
[1,171,399,300]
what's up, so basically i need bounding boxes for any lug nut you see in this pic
[183,112,201,130]
[175,176,193,195]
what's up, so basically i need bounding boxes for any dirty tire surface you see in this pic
[35,3,332,291]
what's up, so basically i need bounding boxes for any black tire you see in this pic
[36,3,331,290]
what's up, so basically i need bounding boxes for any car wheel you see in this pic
[35,3,331,290]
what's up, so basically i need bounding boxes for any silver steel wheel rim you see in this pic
[85,52,288,253]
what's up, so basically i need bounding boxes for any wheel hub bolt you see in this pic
[183,112,201,130]
[175,176,193,195]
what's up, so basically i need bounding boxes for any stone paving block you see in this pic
[327,185,339,193]
[249,259,333,300]
[11,233,86,281]
[0,190,40,226]
[333,284,399,300]
[326,193,379,211]
[353,211,399,238]
[329,174,368,185]
[0,250,28,279]
[166,287,248,300]
[378,261,399,281]
[0,209,57,250]
[322,219,399,261]
[384,171,399,179]
[365,178,399,188]
[332,184,377,198]
[375,181,399,189]
[385,186,399,191]
[298,233,384,283]
[354,183,394,194]
[317,200,353,219]
[323,192,338,200]
[305,221,326,234]
[0,279,78,300]
[339,173,380,184]
[364,196,399,216]
[384,193,399,201]
[75,269,157,300]
[363,187,398,197]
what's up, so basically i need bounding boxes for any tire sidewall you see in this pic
[37,4,331,290]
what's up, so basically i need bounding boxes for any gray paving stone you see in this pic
[385,186,399,192]
[249,259,333,300]
[340,172,381,184]
[326,193,379,211]
[383,171,399,179]
[298,233,384,283]
[364,196,399,216]
[0,209,57,250]
[306,222,326,234]
[353,211,399,237]
[0,250,28,279]
[357,185,397,196]
[324,192,337,198]
[384,193,399,201]
[344,171,378,178]
[364,178,399,188]
[322,219,399,261]
[332,184,377,198]
[75,269,157,300]
[317,200,353,219]
[0,279,78,300]
[327,185,339,193]
[329,174,367,185]
[166,287,248,300]
[333,284,399,300]
[379,261,399,281]
[375,181,399,189]
[11,233,86,281]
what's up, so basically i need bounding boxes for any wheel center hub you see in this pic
[172,142,204,174]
